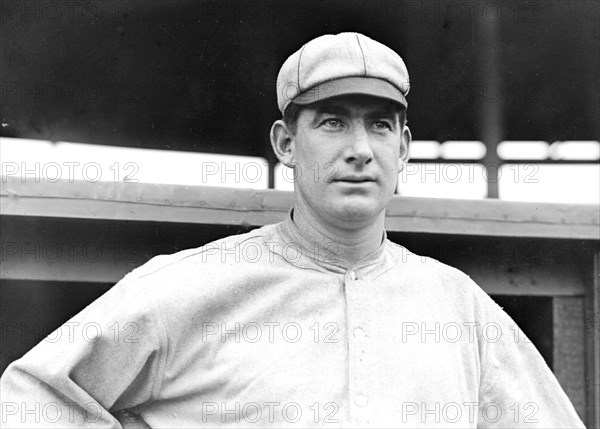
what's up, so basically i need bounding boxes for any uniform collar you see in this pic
[273,208,390,278]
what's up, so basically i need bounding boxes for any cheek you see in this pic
[294,144,339,175]
[378,146,401,172]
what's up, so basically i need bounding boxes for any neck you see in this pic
[291,201,386,267]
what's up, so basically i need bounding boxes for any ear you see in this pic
[270,120,295,166]
[398,125,412,171]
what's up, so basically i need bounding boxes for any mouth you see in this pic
[334,176,376,183]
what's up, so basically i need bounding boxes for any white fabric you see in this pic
[277,32,410,113]
[0,210,585,428]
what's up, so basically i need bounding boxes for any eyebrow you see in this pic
[366,110,398,120]
[312,104,352,117]
[311,104,399,119]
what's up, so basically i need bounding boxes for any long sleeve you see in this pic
[476,291,585,428]
[0,276,168,428]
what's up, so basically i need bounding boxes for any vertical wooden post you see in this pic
[586,251,600,428]
[553,296,586,419]
[477,7,503,199]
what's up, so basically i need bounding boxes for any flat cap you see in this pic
[276,32,410,113]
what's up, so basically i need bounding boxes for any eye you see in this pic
[373,120,393,131]
[320,117,343,128]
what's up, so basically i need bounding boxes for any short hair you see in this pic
[282,102,303,135]
[283,101,407,136]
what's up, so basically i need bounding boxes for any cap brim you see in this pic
[291,76,407,109]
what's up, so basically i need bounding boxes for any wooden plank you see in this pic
[2,177,599,240]
[387,233,589,296]
[457,258,586,296]
[553,297,587,421]
[586,251,600,428]
[385,197,600,240]
[0,217,589,296]
[0,255,586,295]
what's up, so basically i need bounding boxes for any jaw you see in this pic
[295,187,388,230]
[328,197,386,224]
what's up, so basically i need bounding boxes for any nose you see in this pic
[345,123,373,165]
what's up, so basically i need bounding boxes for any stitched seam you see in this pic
[137,233,264,279]
[355,34,367,75]
[262,235,336,275]
[297,44,307,92]
[150,294,169,400]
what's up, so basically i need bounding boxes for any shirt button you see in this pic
[355,394,368,407]
[349,270,356,280]
[353,327,366,339]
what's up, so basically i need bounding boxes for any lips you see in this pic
[334,176,375,182]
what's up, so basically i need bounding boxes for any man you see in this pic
[0,32,585,428]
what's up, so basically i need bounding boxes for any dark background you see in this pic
[2,0,599,165]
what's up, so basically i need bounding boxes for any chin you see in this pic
[329,200,382,223]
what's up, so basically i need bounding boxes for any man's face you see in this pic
[289,94,410,228]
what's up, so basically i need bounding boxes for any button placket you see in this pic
[344,271,371,424]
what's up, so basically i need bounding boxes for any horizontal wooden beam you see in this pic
[1,256,586,296]
[0,216,590,296]
[2,178,599,240]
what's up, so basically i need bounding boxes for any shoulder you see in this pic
[386,239,473,282]
[122,222,280,282]
[385,238,496,305]
[100,222,284,316]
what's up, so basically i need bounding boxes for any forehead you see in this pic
[301,94,403,118]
